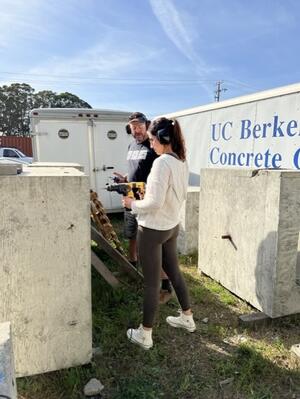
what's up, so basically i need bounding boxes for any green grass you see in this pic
[18,213,300,399]
[205,279,239,306]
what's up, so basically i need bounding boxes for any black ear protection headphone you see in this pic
[156,120,173,144]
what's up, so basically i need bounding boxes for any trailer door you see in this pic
[93,120,131,212]
[33,119,91,174]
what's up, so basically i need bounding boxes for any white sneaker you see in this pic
[127,324,153,350]
[166,311,196,332]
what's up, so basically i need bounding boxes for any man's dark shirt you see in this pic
[127,138,158,183]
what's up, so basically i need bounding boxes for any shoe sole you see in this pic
[127,331,153,350]
[166,318,196,333]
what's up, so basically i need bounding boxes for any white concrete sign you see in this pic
[164,83,300,185]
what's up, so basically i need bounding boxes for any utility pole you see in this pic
[214,80,227,102]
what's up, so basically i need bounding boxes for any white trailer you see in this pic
[164,82,300,185]
[30,108,132,212]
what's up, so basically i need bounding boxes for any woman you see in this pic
[123,117,196,350]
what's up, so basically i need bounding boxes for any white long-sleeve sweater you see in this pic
[131,153,189,230]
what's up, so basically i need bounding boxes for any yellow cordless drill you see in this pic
[106,182,145,200]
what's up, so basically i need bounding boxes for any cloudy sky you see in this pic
[0,0,299,117]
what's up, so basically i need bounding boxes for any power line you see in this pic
[0,71,257,92]
[0,71,216,84]
[0,79,211,89]
[226,78,259,91]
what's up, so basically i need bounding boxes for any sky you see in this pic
[0,0,299,118]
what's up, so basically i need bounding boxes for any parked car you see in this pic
[0,147,33,163]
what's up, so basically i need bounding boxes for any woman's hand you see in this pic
[122,196,134,209]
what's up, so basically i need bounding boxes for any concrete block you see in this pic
[198,168,300,318]
[29,162,84,172]
[0,322,17,399]
[178,186,200,254]
[239,312,271,328]
[0,167,92,376]
[0,162,22,175]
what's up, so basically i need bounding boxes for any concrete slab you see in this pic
[0,167,92,376]
[28,162,84,171]
[239,312,271,328]
[178,186,200,254]
[198,169,300,318]
[0,162,22,175]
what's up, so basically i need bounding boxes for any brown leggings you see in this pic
[137,224,191,328]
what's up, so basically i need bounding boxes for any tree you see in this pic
[52,92,91,108]
[0,83,92,136]
[0,83,34,135]
[32,90,58,109]
[32,90,92,109]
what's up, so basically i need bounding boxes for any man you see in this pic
[114,112,172,303]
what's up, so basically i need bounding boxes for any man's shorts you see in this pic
[124,209,138,239]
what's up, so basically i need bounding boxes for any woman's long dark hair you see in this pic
[148,117,186,160]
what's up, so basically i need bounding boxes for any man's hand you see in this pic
[122,196,134,209]
[113,172,127,183]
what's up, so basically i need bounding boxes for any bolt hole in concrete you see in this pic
[296,232,300,286]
